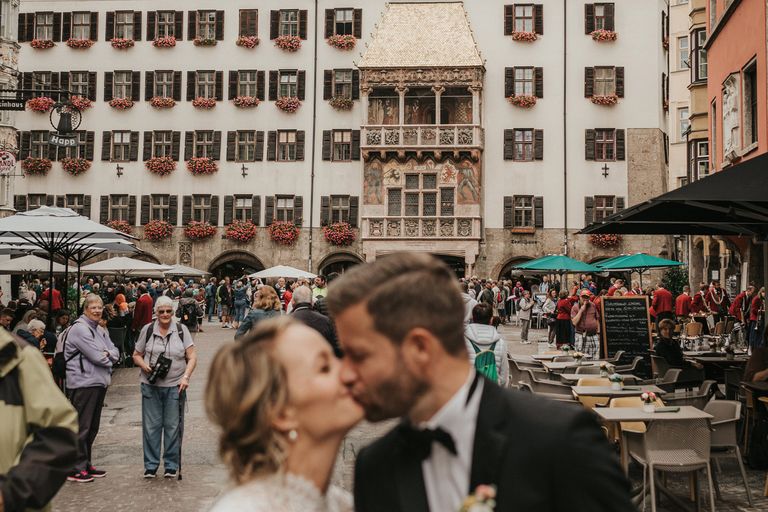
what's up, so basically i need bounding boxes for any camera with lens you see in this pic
[147,354,172,384]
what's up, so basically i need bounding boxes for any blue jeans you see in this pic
[233,300,247,322]
[141,383,185,471]
[206,297,216,321]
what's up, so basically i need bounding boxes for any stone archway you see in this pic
[317,251,364,276]
[496,256,533,281]
[208,250,265,280]
[133,252,162,264]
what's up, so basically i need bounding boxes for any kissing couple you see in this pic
[206,254,634,512]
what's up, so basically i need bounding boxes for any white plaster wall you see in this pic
[669,0,691,190]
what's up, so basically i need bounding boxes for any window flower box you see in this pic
[106,219,133,235]
[66,38,94,49]
[184,220,216,241]
[145,156,176,176]
[193,37,217,47]
[275,96,301,113]
[323,222,356,246]
[143,219,173,241]
[591,29,617,42]
[589,234,622,248]
[186,157,218,175]
[233,96,260,108]
[274,35,301,52]
[268,221,299,246]
[152,36,176,48]
[109,98,135,110]
[192,96,217,109]
[110,38,135,49]
[225,220,257,243]
[61,157,91,176]
[236,35,260,49]
[590,94,619,106]
[327,34,356,50]
[30,39,55,49]
[26,96,56,113]
[21,157,52,176]
[70,96,92,110]
[329,96,353,111]
[511,31,538,42]
[507,95,537,108]
[150,96,176,109]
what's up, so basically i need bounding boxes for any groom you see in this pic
[328,254,634,512]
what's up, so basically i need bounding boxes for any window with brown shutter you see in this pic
[239,9,258,37]
[503,196,514,228]
[592,128,616,161]
[512,196,534,229]
[503,130,515,160]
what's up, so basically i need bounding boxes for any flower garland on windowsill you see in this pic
[225,220,258,243]
[275,96,301,113]
[591,29,617,42]
[192,97,217,109]
[30,39,55,49]
[236,35,260,48]
[268,221,299,245]
[21,157,52,176]
[589,234,622,248]
[145,156,176,176]
[110,38,135,49]
[233,96,260,108]
[327,34,356,50]
[106,219,132,235]
[590,95,619,106]
[70,96,92,110]
[329,96,353,111]
[153,36,176,48]
[109,98,135,110]
[61,158,91,176]
[193,37,217,47]
[274,35,301,52]
[150,96,176,109]
[26,96,56,113]
[184,221,217,241]
[323,222,356,246]
[66,38,94,49]
[511,31,538,42]
[507,95,537,108]
[186,157,218,175]
[143,220,173,241]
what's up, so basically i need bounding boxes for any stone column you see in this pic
[361,86,372,126]
[432,85,444,125]
[397,86,408,125]
[470,86,481,125]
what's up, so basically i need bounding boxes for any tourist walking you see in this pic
[217,277,233,328]
[555,290,575,347]
[235,286,282,340]
[571,290,601,359]
[749,288,765,349]
[232,280,249,329]
[205,277,217,322]
[460,281,478,326]
[464,303,509,385]
[517,290,534,344]
[542,288,558,345]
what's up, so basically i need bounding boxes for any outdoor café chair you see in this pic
[601,350,625,364]
[519,382,579,404]
[655,369,683,392]
[651,355,670,380]
[683,321,704,345]
[525,369,573,396]
[615,356,644,374]
[518,367,552,387]
[574,377,612,409]
[663,380,717,410]
[508,357,525,389]
[552,356,575,362]
[704,400,753,506]
[575,366,601,374]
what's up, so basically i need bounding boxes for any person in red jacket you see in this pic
[690,283,708,314]
[675,285,692,320]
[729,285,755,323]
[131,284,153,334]
[555,290,577,347]
[39,285,63,311]
[705,280,730,322]
[607,278,624,297]
[748,288,765,349]
[651,283,674,327]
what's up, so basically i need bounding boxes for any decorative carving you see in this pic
[439,128,454,145]
[404,219,419,237]
[384,129,401,145]
[422,219,436,237]
[722,74,740,161]
[440,219,454,237]
[178,242,192,265]
[457,219,472,237]
[457,127,473,145]
[367,131,382,146]
[369,219,383,237]
[361,68,484,89]
[387,220,401,237]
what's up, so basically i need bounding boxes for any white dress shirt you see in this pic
[418,370,484,512]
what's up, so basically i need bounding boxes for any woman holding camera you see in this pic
[132,295,197,479]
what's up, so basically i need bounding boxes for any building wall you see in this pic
[669,0,691,190]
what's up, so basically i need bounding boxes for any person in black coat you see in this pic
[290,285,341,357]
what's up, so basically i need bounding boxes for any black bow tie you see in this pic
[399,424,457,460]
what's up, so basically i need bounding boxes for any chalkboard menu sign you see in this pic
[601,296,652,359]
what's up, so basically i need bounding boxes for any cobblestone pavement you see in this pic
[52,321,766,511]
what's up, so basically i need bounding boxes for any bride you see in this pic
[206,318,363,511]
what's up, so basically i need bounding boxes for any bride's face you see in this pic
[273,324,363,440]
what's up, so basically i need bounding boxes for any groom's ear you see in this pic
[271,405,300,434]
[400,327,440,370]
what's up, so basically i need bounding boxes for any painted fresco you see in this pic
[363,160,384,204]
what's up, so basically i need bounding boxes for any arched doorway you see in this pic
[318,252,364,276]
[434,254,466,278]
[208,251,265,280]
[133,252,162,264]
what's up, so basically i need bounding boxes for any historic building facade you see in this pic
[13,1,671,278]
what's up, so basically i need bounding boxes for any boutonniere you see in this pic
[460,484,496,512]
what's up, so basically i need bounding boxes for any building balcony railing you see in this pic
[361,125,484,150]
[363,216,481,239]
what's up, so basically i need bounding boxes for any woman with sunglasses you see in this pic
[132,295,198,479]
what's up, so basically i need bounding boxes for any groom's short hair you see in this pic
[327,253,466,356]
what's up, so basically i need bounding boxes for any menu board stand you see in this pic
[601,296,652,360]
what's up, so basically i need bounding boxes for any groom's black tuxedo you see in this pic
[353,379,635,512]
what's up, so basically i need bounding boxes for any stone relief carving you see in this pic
[369,220,383,237]
[178,242,192,265]
[457,219,472,237]
[722,74,740,160]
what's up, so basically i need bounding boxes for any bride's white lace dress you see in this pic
[209,472,353,512]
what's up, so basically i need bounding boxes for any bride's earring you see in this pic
[288,430,298,442]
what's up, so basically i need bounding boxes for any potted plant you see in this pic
[184,220,216,241]
[61,157,91,176]
[150,96,176,109]
[152,36,176,48]
[329,96,353,111]
[599,362,612,378]
[66,38,94,49]
[193,37,217,47]
[109,98,135,110]
[591,29,617,42]
[186,157,218,175]
[70,96,92,110]
[589,233,622,248]
[641,392,657,413]
[106,219,132,235]
[511,31,538,42]
[143,219,173,241]
[275,96,301,113]
[233,96,259,108]
[225,220,257,243]
[609,373,624,391]
[236,35,260,48]
[145,156,176,176]
[323,221,356,246]
[590,94,619,106]
[268,221,299,246]
[31,38,55,49]
[327,34,356,50]
[274,34,301,52]
[21,157,52,176]
[110,38,135,49]
[192,96,217,109]
[508,95,537,108]
[26,96,56,113]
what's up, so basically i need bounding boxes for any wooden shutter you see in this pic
[504,68,514,98]
[264,196,275,225]
[131,71,141,101]
[171,71,181,101]
[228,70,238,100]
[294,196,303,227]
[52,12,62,42]
[298,10,308,39]
[186,71,195,101]
[146,11,156,41]
[210,196,220,226]
[171,132,181,161]
[503,196,513,228]
[251,196,261,225]
[140,195,150,225]
[25,13,34,41]
[256,71,265,100]
[255,131,265,161]
[615,129,625,160]
[268,71,278,100]
[349,196,359,227]
[615,67,624,98]
[215,11,224,40]
[503,129,515,160]
[128,196,137,225]
[585,129,596,160]
[85,131,95,160]
[82,196,92,219]
[105,12,114,40]
[212,131,222,160]
[503,5,513,35]
[351,130,361,160]
[129,131,139,161]
[323,70,332,100]
[239,10,258,37]
[267,131,276,160]
[214,71,223,101]
[324,10,334,38]
[353,9,362,38]
[585,4,595,34]
[174,12,183,39]
[103,72,113,101]
[101,131,111,161]
[605,4,615,31]
[584,197,595,226]
[534,197,544,228]
[14,195,27,212]
[534,67,544,98]
[18,132,31,160]
[320,196,330,226]
[223,196,234,225]
[17,14,26,42]
[100,196,109,224]
[322,130,332,160]
[226,131,236,161]
[62,12,71,41]
[89,12,98,41]
[270,10,279,40]
[584,67,594,97]
[534,4,543,35]
[616,197,625,211]
[187,11,197,40]
[46,196,55,207]
[182,196,192,225]
[352,70,360,100]
[295,131,305,161]
[168,195,178,225]
[21,72,32,91]
[534,130,544,160]
[87,72,97,101]
[133,11,142,40]
[184,131,193,160]
[143,132,153,160]
[297,71,306,100]
[145,71,154,101]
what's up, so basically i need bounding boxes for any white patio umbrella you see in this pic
[163,264,210,278]
[0,254,66,274]
[81,256,172,278]
[248,265,317,280]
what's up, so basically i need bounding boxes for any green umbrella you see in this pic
[513,254,601,273]
[595,253,683,289]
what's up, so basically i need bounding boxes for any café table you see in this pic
[558,373,638,384]
[571,385,666,398]
[530,352,567,361]
[542,360,601,373]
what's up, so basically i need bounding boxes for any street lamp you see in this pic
[241,164,248,178]
[115,164,123,178]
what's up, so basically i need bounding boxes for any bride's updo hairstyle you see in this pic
[205,317,294,483]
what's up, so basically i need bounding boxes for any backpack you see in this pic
[176,302,198,328]
[51,321,94,382]
[469,340,498,383]
[143,321,185,346]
